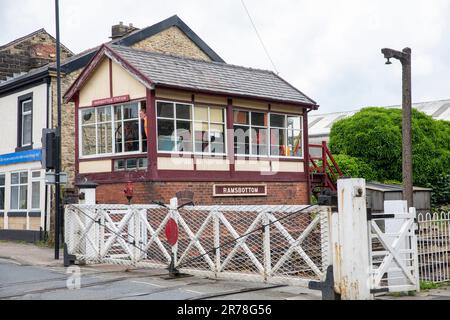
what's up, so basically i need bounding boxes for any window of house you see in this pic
[0,174,5,211]
[270,114,303,158]
[234,110,268,156]
[193,106,226,154]
[234,110,303,158]
[10,172,28,210]
[17,94,33,150]
[114,158,148,172]
[157,101,194,153]
[80,102,144,157]
[31,171,41,210]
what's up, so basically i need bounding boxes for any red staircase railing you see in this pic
[309,141,343,193]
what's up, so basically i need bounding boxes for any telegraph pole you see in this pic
[54,0,62,260]
[381,47,413,208]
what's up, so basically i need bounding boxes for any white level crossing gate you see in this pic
[367,205,420,294]
[65,203,333,287]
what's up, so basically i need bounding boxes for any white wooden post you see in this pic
[263,211,271,280]
[213,210,221,274]
[333,178,372,300]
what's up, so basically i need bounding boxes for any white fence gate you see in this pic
[65,202,332,287]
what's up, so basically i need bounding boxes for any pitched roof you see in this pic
[0,28,74,55]
[0,15,224,94]
[65,45,317,107]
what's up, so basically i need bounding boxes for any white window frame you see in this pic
[10,171,28,211]
[21,99,33,147]
[156,100,227,156]
[269,112,304,159]
[234,109,304,160]
[79,102,145,159]
[30,171,42,211]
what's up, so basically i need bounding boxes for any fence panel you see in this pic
[65,203,332,287]
[418,212,450,283]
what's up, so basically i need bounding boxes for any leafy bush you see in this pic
[427,173,450,209]
[333,154,378,181]
[329,108,450,206]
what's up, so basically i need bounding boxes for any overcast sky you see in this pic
[1,0,450,114]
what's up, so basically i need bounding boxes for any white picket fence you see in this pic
[417,212,450,283]
[65,202,332,286]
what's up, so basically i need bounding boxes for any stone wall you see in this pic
[0,30,72,82]
[131,26,212,62]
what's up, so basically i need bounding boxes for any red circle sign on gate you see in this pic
[165,219,179,246]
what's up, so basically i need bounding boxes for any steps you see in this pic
[309,142,343,196]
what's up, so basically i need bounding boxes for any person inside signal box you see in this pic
[140,106,148,152]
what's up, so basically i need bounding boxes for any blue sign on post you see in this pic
[0,149,42,166]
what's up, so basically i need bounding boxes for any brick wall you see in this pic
[96,181,310,205]
[131,26,212,62]
[0,30,72,81]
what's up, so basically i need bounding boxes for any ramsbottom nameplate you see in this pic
[213,184,267,197]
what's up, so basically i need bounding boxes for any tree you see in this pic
[329,107,450,206]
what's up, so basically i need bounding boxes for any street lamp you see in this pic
[381,47,413,208]
[54,0,63,259]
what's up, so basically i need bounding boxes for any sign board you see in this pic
[45,172,68,185]
[0,149,42,166]
[92,95,130,107]
[213,184,267,197]
[165,219,179,246]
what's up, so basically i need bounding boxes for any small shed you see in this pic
[366,182,432,213]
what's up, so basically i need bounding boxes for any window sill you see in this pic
[15,145,33,153]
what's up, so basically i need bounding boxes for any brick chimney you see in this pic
[110,22,138,40]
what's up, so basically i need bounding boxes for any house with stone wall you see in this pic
[64,44,318,206]
[0,15,227,241]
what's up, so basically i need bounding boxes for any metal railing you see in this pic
[65,202,332,286]
[417,212,450,283]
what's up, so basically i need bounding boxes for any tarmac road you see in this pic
[0,258,321,300]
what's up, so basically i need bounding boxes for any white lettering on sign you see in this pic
[213,184,267,197]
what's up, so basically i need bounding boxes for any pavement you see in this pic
[1,241,449,301]
[0,241,322,300]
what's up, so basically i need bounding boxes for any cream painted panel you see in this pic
[235,160,271,172]
[79,58,110,107]
[195,94,227,106]
[271,104,304,115]
[155,88,192,102]
[272,161,305,173]
[233,98,269,111]
[112,61,147,99]
[0,83,47,154]
[196,158,230,171]
[158,157,194,170]
[79,160,112,174]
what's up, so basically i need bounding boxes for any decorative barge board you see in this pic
[64,44,319,205]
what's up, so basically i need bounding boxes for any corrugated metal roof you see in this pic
[309,99,450,137]
[112,45,317,106]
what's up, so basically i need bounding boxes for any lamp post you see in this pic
[54,0,62,259]
[381,47,413,208]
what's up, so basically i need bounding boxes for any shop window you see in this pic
[114,158,148,172]
[31,171,41,210]
[0,174,5,211]
[10,172,28,210]
[80,102,145,157]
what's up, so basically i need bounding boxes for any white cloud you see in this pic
[1,0,449,113]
